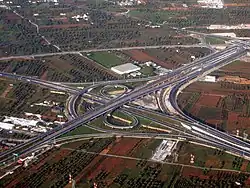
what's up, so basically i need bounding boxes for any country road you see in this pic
[0,44,210,61]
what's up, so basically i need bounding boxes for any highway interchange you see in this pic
[0,40,250,165]
[52,42,250,158]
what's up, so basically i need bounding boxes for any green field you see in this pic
[205,36,226,45]
[135,110,181,127]
[112,110,133,121]
[105,86,126,95]
[139,66,155,76]
[184,92,200,111]
[0,81,8,96]
[87,52,125,68]
[61,125,100,137]
[198,106,221,120]
[177,142,247,170]
[133,139,163,159]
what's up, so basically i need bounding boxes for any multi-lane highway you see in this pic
[72,45,250,157]
[0,43,249,164]
[0,72,79,94]
[74,92,250,158]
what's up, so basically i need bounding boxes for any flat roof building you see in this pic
[199,75,216,83]
[111,63,141,75]
[0,122,14,130]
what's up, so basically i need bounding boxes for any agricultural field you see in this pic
[0,54,119,82]
[0,78,67,119]
[126,1,250,38]
[2,0,250,57]
[86,51,127,68]
[23,0,200,51]
[129,9,181,24]
[1,137,249,187]
[176,141,250,171]
[40,22,197,51]
[123,47,212,69]
[0,0,203,57]
[2,0,250,186]
[178,59,250,136]
[128,4,250,28]
[0,78,69,144]
[195,27,250,38]
[0,8,57,57]
[205,36,226,45]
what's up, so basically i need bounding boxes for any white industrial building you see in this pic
[111,63,141,75]
[0,122,15,130]
[3,116,38,127]
[199,75,216,83]
[151,140,177,161]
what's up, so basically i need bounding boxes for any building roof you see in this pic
[111,63,141,75]
[0,122,15,130]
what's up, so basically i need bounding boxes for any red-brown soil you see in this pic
[190,104,201,116]
[197,94,221,107]
[40,70,48,80]
[75,138,140,186]
[108,137,142,156]
[240,161,249,172]
[124,50,171,68]
[40,23,89,29]
[0,85,12,98]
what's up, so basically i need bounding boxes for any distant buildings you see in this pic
[0,108,65,134]
[0,5,9,9]
[0,116,48,133]
[71,14,89,22]
[28,0,58,3]
[111,60,172,77]
[118,0,145,6]
[197,0,223,9]
[43,0,58,3]
[208,24,250,30]
[3,116,38,127]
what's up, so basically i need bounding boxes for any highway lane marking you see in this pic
[1,44,248,164]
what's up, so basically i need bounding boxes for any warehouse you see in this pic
[111,63,141,75]
[0,122,15,130]
[199,75,216,83]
